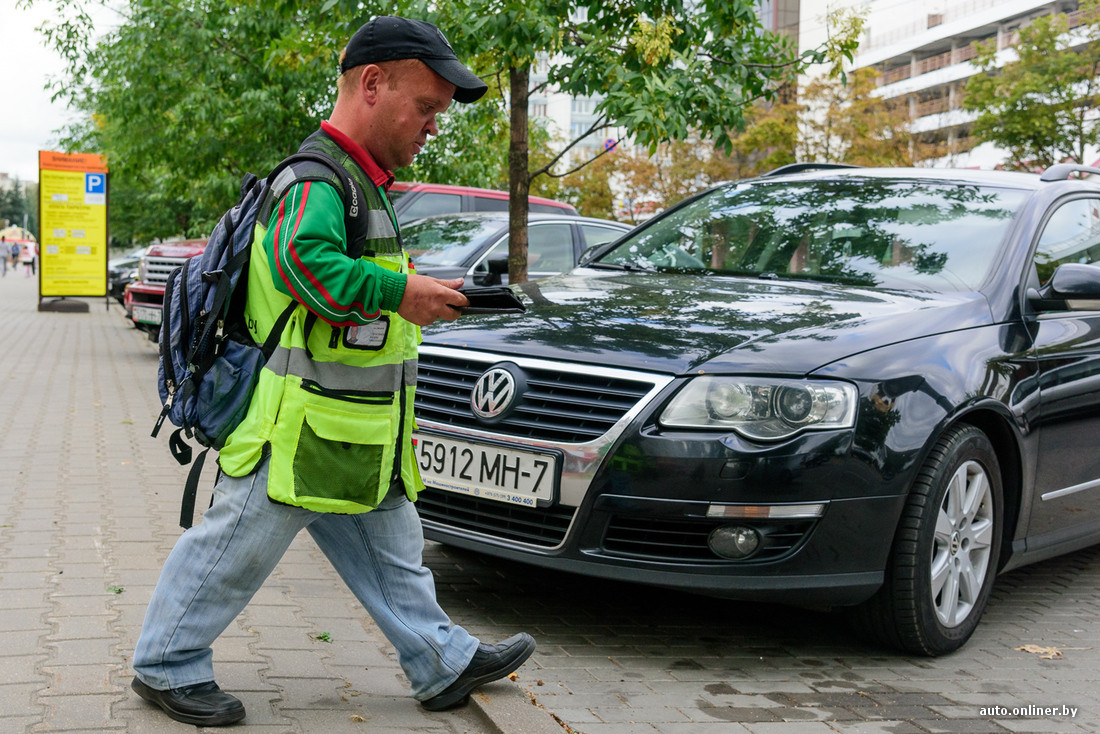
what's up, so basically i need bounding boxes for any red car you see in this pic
[389,182,578,224]
[123,239,207,341]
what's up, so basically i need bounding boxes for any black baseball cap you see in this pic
[340,16,488,103]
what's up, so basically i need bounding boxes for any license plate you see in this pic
[132,305,162,325]
[413,433,556,507]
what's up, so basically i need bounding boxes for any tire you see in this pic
[854,424,1003,655]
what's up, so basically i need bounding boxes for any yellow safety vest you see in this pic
[219,157,423,513]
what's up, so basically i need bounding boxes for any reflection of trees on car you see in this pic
[602,179,1023,291]
[403,217,502,264]
[507,273,864,360]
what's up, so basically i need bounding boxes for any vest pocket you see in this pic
[290,399,395,510]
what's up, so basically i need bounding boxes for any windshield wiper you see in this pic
[588,261,655,272]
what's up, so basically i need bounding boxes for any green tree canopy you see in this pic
[35,0,858,266]
[37,0,337,242]
[963,0,1100,170]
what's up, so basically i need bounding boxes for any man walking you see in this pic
[130,17,534,726]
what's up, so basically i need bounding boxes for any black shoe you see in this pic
[131,677,245,726]
[421,633,536,711]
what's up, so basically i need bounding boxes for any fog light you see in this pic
[708,525,760,559]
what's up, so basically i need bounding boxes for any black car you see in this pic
[404,212,630,286]
[411,163,1100,655]
[108,246,146,304]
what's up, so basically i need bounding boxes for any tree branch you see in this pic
[702,52,804,71]
[529,114,610,179]
[545,136,623,179]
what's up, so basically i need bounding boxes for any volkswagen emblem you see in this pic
[471,367,517,420]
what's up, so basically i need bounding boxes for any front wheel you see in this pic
[854,424,1003,655]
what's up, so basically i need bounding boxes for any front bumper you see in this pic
[420,490,902,605]
[413,345,911,606]
[124,282,165,326]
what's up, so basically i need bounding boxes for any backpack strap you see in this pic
[258,151,369,259]
[178,446,209,529]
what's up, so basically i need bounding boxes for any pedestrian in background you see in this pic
[0,236,7,276]
[129,16,535,728]
[21,243,35,277]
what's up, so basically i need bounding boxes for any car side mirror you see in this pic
[473,254,508,286]
[1027,263,1100,311]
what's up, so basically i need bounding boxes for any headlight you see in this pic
[659,377,857,440]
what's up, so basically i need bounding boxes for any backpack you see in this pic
[151,149,367,528]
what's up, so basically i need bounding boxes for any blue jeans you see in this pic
[132,458,478,699]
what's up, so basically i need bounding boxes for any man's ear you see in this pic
[360,64,385,105]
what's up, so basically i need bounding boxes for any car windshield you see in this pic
[402,217,504,267]
[596,178,1029,291]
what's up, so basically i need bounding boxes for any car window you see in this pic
[528,223,575,273]
[597,179,1029,291]
[475,223,575,275]
[1034,197,1100,285]
[581,224,625,248]
[471,196,509,213]
[402,217,505,266]
[397,193,463,224]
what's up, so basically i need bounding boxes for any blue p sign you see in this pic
[86,173,106,194]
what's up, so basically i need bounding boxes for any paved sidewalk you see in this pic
[0,276,559,734]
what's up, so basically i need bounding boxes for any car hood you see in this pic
[421,269,994,376]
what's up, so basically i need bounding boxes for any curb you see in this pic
[469,681,564,734]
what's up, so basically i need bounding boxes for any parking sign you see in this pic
[37,150,109,300]
[85,173,107,205]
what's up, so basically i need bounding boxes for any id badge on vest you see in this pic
[343,316,389,350]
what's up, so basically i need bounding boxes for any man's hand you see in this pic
[397,274,468,326]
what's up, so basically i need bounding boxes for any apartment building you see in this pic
[801,0,1095,168]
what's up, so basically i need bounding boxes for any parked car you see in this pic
[124,239,207,340]
[108,246,147,304]
[390,182,578,224]
[411,163,1100,655]
[406,212,630,286]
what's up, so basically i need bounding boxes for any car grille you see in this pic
[417,488,575,547]
[415,352,657,443]
[143,255,189,286]
[602,517,816,563]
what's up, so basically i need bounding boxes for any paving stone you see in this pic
[37,692,122,730]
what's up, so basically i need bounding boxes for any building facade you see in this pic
[800,0,1097,168]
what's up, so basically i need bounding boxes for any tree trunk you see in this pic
[508,65,530,284]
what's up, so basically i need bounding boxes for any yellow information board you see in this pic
[38,151,109,297]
